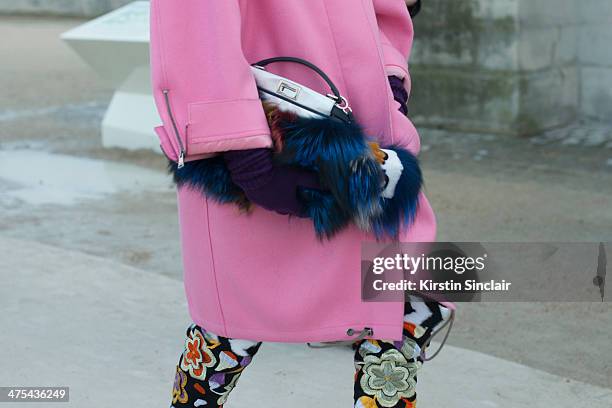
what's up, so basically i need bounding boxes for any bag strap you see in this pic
[252,56,342,100]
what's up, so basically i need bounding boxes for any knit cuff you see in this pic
[388,75,409,115]
[223,148,274,191]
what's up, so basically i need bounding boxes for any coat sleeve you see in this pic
[373,0,420,153]
[372,0,414,98]
[149,0,273,160]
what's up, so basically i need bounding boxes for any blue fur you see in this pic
[274,114,383,226]
[370,146,422,240]
[298,187,351,240]
[166,153,352,241]
[167,157,244,205]
[164,120,423,242]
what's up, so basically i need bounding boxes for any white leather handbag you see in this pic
[250,56,404,199]
[250,56,355,124]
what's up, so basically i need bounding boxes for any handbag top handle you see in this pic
[252,56,342,100]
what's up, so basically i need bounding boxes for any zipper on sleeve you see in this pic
[162,89,185,168]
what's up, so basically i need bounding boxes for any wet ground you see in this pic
[1,15,611,389]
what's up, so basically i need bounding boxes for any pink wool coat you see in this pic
[150,0,438,343]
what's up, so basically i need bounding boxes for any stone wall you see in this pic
[579,0,612,121]
[409,0,579,136]
[4,0,610,135]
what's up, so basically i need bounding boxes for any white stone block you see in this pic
[102,66,161,151]
[61,0,150,111]
[62,1,160,152]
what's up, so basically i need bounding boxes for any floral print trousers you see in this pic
[171,297,451,408]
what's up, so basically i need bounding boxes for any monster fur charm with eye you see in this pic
[168,57,423,240]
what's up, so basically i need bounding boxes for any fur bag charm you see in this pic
[168,57,422,240]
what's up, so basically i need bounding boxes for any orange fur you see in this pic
[368,142,386,164]
[262,101,298,153]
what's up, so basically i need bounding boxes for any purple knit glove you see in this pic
[224,75,406,217]
[223,148,323,217]
[388,75,409,115]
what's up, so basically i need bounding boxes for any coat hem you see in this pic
[189,317,404,343]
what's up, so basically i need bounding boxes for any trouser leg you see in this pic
[353,297,452,408]
[171,324,262,408]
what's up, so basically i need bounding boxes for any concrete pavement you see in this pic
[1,236,611,408]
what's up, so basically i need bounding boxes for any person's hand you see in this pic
[223,148,323,217]
[246,165,322,217]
